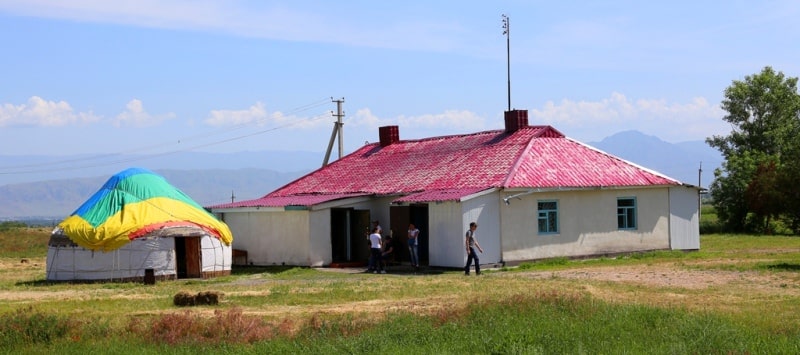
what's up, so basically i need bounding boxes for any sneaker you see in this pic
[380,270,386,274]
[373,270,378,274]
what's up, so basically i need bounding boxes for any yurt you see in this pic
[46,168,233,282]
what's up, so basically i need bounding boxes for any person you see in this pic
[367,227,382,273]
[407,223,420,269]
[379,235,394,273]
[366,220,382,246]
[464,222,483,275]
[373,220,383,234]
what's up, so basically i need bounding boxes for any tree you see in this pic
[707,67,800,233]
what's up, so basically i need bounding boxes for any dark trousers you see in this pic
[369,248,381,270]
[464,247,480,274]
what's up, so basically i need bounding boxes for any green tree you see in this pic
[778,134,800,233]
[707,66,800,233]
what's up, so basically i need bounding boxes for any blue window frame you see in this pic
[537,200,559,234]
[617,197,637,230]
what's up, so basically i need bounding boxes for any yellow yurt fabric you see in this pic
[58,168,233,251]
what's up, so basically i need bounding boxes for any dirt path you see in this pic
[2,258,797,304]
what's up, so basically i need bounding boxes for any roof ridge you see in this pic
[502,132,541,187]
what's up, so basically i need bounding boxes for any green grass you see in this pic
[4,294,799,354]
[2,228,800,353]
[0,225,49,259]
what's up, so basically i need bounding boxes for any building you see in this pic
[210,110,699,268]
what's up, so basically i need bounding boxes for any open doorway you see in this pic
[175,237,201,278]
[330,208,371,264]
[390,204,429,265]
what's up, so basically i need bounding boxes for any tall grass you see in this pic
[0,225,49,259]
[5,292,798,354]
[2,230,800,353]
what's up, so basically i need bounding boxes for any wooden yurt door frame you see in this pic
[175,237,202,279]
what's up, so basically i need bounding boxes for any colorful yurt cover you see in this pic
[58,168,233,251]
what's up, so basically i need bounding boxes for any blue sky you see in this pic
[1,0,798,162]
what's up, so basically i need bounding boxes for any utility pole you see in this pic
[698,162,703,218]
[502,14,511,111]
[322,97,345,167]
[698,161,703,188]
[230,190,235,203]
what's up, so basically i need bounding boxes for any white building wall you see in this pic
[223,210,311,266]
[668,186,701,250]
[308,209,332,267]
[461,192,502,265]
[501,188,672,262]
[428,201,464,268]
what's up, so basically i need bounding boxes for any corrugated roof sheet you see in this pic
[209,193,369,209]
[212,125,681,209]
[394,188,493,203]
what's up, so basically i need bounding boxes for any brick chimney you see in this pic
[504,109,529,133]
[379,125,399,147]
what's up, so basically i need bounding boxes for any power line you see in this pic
[0,98,333,175]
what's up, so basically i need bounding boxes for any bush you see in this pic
[134,308,277,345]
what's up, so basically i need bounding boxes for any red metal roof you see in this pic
[211,125,681,209]
[209,193,369,209]
[394,188,494,203]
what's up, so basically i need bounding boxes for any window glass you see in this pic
[537,200,558,234]
[617,197,637,230]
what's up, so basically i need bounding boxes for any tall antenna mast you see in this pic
[502,14,511,111]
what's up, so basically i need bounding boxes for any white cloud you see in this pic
[349,108,485,130]
[530,92,728,142]
[114,99,175,127]
[204,102,331,130]
[205,102,268,126]
[0,96,100,127]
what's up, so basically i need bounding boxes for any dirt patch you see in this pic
[520,262,800,295]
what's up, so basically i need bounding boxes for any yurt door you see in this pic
[176,237,202,279]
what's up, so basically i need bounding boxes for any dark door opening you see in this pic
[389,204,429,265]
[175,237,201,279]
[330,208,371,263]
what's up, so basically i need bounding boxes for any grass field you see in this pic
[1,226,799,353]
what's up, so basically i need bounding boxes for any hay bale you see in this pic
[173,291,195,307]
[196,291,223,305]
[173,291,224,307]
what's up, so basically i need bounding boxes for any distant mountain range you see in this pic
[0,168,306,220]
[588,130,723,189]
[0,130,723,220]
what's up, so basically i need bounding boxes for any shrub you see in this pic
[136,308,277,345]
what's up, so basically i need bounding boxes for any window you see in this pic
[617,197,637,230]
[537,200,558,234]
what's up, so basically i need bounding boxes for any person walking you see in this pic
[367,227,382,273]
[407,223,420,269]
[464,222,483,275]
